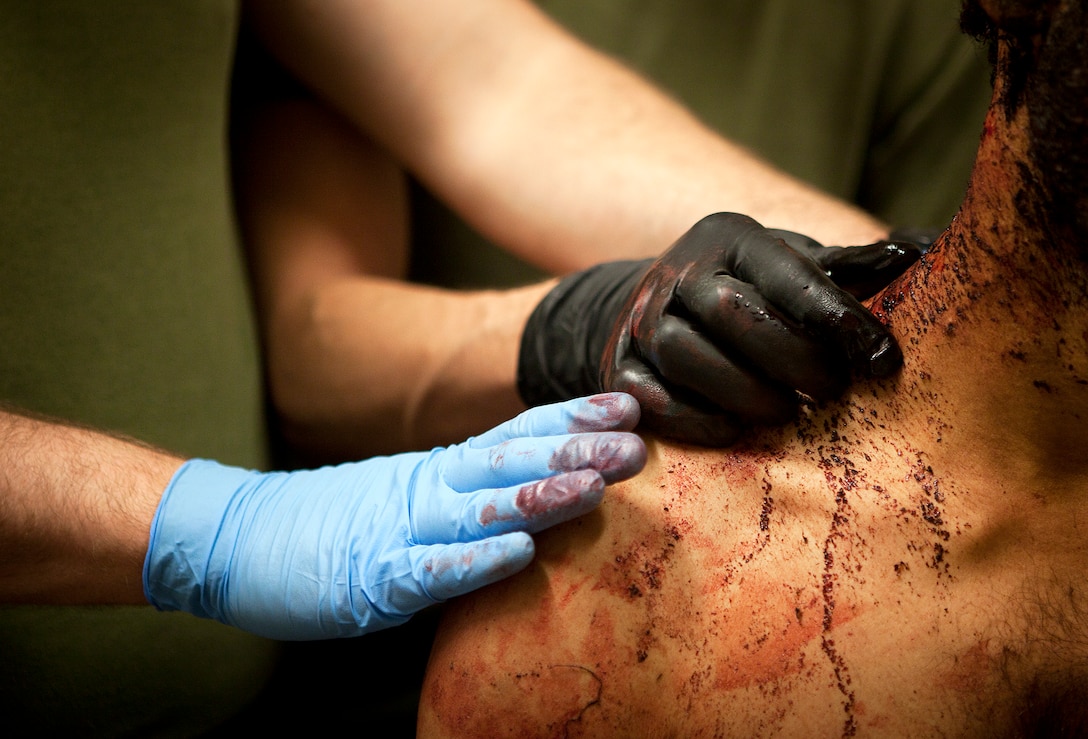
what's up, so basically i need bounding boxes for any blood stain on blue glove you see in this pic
[567,392,642,433]
[549,431,647,483]
[480,468,604,528]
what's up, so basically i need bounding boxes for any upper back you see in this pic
[420,420,1088,737]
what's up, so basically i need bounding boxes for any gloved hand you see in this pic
[518,212,924,446]
[144,393,646,640]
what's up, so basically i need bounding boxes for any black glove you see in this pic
[517,212,924,446]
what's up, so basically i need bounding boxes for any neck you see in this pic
[863,67,1088,494]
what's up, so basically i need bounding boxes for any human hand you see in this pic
[143,393,646,640]
[767,225,936,301]
[603,213,921,444]
[518,212,921,446]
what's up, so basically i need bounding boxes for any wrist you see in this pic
[517,259,650,406]
[142,458,258,619]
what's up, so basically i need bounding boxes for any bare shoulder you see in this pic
[417,439,839,736]
[418,434,1088,737]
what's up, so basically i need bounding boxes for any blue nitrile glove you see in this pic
[143,393,646,641]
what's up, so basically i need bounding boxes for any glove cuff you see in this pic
[517,259,650,407]
[143,458,257,620]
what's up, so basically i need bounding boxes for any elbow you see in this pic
[260,292,414,463]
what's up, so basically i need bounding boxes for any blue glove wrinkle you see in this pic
[486,438,531,480]
[144,459,255,619]
[226,466,351,638]
[361,529,424,631]
[562,392,641,433]
[442,435,539,492]
[473,469,605,537]
[350,458,424,632]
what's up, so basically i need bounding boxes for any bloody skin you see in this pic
[419,1,1088,735]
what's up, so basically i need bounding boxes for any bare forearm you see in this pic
[414,23,888,263]
[233,96,542,457]
[267,276,551,460]
[0,409,180,605]
[239,0,890,461]
[245,0,887,275]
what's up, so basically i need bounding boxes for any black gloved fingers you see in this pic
[675,272,848,400]
[647,409,742,448]
[639,314,798,426]
[607,359,743,447]
[811,241,923,300]
[723,222,902,378]
[766,227,924,299]
[763,227,825,260]
[888,226,942,251]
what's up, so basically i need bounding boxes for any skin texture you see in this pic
[417,2,1088,735]
[0,409,179,605]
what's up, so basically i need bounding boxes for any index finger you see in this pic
[468,392,640,449]
[725,222,901,377]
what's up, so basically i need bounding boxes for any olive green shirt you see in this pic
[0,2,278,734]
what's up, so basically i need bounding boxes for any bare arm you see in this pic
[243,0,887,270]
[0,409,180,605]
[234,98,552,457]
[237,0,891,459]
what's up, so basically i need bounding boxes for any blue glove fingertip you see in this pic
[549,430,647,484]
[566,392,641,434]
[468,393,641,448]
[493,531,536,573]
[514,467,605,523]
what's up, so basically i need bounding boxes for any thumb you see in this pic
[766,228,922,300]
[814,240,922,299]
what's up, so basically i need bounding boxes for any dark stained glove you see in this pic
[517,212,924,446]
